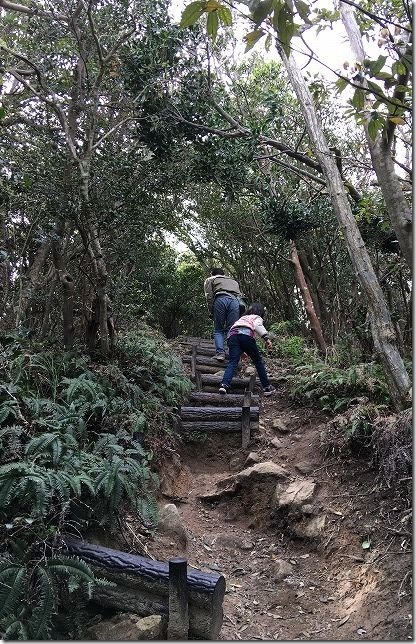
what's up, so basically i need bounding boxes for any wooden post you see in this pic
[195,369,202,391]
[191,345,197,380]
[241,390,252,449]
[168,557,189,640]
[249,373,256,393]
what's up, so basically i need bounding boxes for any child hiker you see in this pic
[219,303,276,397]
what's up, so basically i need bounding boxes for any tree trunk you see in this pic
[337,0,412,270]
[52,217,75,350]
[16,238,51,328]
[278,47,410,409]
[290,241,327,354]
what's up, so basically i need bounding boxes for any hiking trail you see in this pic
[147,336,412,641]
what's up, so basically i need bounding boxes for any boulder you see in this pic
[295,461,314,475]
[158,503,188,547]
[275,478,316,508]
[87,614,165,640]
[244,452,261,467]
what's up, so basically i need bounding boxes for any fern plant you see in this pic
[0,556,112,640]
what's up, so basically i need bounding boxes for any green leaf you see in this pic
[179,1,204,28]
[244,29,265,52]
[335,76,349,93]
[393,61,407,76]
[367,80,384,97]
[252,0,274,26]
[207,10,219,39]
[367,118,381,140]
[368,55,387,76]
[294,0,311,23]
[277,3,295,56]
[217,5,232,25]
[351,88,365,110]
[374,71,393,80]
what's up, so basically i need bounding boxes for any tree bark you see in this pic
[278,47,410,409]
[16,238,51,328]
[337,0,412,270]
[290,241,327,354]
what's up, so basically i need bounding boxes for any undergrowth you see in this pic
[0,326,191,639]
[269,322,408,454]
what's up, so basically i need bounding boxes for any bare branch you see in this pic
[0,0,66,20]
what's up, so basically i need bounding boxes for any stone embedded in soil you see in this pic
[87,614,165,640]
[198,461,288,501]
[157,503,188,547]
[292,515,326,539]
[267,558,294,582]
[295,461,315,475]
[271,437,283,448]
[236,461,289,482]
[272,418,290,433]
[244,452,261,466]
[275,478,316,508]
[212,533,254,551]
[301,503,315,515]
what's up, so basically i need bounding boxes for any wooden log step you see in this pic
[187,392,260,406]
[190,365,225,375]
[181,421,258,432]
[180,406,259,421]
[201,374,260,388]
[182,355,230,367]
[186,347,221,357]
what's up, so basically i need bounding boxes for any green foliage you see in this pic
[0,555,111,640]
[0,325,191,638]
[263,197,333,240]
[290,361,390,412]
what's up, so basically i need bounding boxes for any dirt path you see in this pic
[148,344,412,641]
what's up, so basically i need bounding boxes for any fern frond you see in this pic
[0,563,26,620]
[29,567,55,640]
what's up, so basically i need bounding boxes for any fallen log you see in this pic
[181,420,258,432]
[63,537,225,640]
[180,406,259,421]
[187,392,260,406]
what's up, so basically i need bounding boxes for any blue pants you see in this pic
[213,295,240,354]
[222,333,270,388]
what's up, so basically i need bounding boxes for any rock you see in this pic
[293,515,326,539]
[244,365,256,376]
[272,419,290,433]
[275,478,316,508]
[295,461,314,475]
[291,434,302,441]
[236,461,288,482]
[158,503,188,547]
[212,534,254,551]
[268,559,294,582]
[271,437,283,448]
[301,503,315,515]
[88,614,165,640]
[244,452,261,466]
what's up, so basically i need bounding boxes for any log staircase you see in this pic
[178,336,262,449]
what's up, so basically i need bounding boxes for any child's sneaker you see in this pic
[263,385,276,397]
[215,352,225,361]
[219,383,229,395]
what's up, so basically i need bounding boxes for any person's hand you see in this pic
[241,352,248,361]
[265,339,273,351]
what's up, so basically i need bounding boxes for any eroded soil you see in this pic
[147,351,412,641]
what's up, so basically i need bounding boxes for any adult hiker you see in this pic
[204,267,243,361]
[219,302,276,396]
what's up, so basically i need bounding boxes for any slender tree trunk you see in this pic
[337,0,412,270]
[52,217,75,350]
[40,277,57,339]
[278,47,410,408]
[16,239,51,328]
[290,241,327,354]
